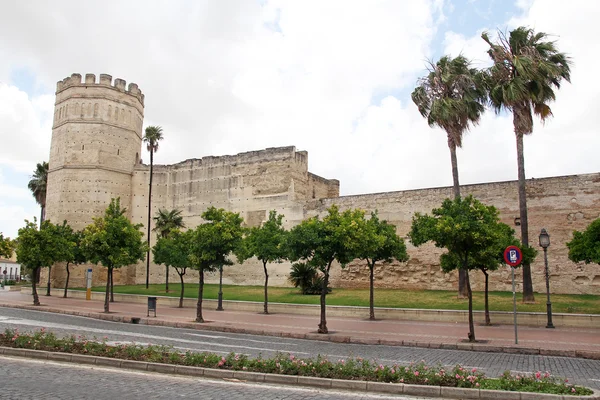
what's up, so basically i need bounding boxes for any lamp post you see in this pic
[538,228,554,328]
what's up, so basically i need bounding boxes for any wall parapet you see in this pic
[56,73,144,106]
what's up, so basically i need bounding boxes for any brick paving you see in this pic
[1,290,599,360]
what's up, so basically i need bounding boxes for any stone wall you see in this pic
[305,173,600,295]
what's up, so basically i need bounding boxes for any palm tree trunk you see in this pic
[178,271,185,308]
[516,132,535,302]
[448,137,468,299]
[482,268,490,325]
[146,151,154,289]
[369,262,375,320]
[104,267,111,313]
[63,262,70,298]
[263,261,269,315]
[318,263,332,334]
[196,269,204,322]
[45,266,52,296]
[32,268,40,306]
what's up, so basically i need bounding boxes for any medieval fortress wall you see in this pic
[44,73,600,295]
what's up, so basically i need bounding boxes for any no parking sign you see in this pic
[503,245,522,267]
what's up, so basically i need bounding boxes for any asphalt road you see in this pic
[0,356,432,400]
[1,306,599,391]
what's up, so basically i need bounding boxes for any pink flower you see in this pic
[535,371,541,379]
[472,368,477,373]
[572,388,576,393]
[476,383,480,387]
[414,371,419,376]
[390,369,395,374]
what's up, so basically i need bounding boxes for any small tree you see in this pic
[567,218,600,265]
[356,211,409,320]
[153,229,192,308]
[287,205,363,334]
[189,207,244,323]
[82,198,147,313]
[153,208,185,293]
[409,196,501,342]
[15,220,63,305]
[440,223,536,325]
[61,228,87,298]
[0,233,14,259]
[238,210,287,314]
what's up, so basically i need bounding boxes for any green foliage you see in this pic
[567,218,600,264]
[16,220,66,272]
[27,161,49,211]
[0,233,14,259]
[153,208,185,239]
[409,196,502,269]
[188,207,245,273]
[153,229,191,272]
[357,211,409,268]
[81,198,147,270]
[288,262,331,295]
[412,55,487,147]
[143,126,164,153]
[1,328,593,396]
[239,210,287,265]
[287,205,364,272]
[482,27,571,134]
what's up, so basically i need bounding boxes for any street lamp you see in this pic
[538,228,554,328]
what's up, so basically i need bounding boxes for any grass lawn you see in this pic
[87,283,600,314]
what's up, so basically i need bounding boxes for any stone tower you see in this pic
[45,73,145,286]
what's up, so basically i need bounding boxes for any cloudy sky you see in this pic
[0,0,597,238]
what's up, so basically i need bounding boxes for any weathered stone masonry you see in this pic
[44,73,600,295]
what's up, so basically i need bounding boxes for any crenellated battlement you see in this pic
[56,73,144,105]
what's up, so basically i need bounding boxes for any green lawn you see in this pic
[87,284,600,314]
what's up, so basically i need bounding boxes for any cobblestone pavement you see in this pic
[0,356,431,400]
[1,307,599,390]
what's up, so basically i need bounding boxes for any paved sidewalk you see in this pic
[1,290,599,360]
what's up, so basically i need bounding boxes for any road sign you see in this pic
[504,245,522,267]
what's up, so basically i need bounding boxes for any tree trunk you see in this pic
[482,268,490,326]
[369,261,375,320]
[318,263,332,334]
[165,265,169,293]
[196,269,204,322]
[45,266,52,296]
[466,269,475,342]
[263,261,269,315]
[110,268,114,302]
[63,262,70,298]
[146,151,154,289]
[32,268,40,306]
[448,136,468,299]
[178,271,185,308]
[516,131,535,302]
[104,267,111,313]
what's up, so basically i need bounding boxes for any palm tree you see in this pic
[153,208,185,293]
[27,161,49,286]
[412,55,487,297]
[482,27,571,302]
[143,126,164,289]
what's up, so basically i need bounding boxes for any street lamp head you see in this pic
[539,228,550,248]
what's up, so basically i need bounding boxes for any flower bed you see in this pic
[1,328,593,396]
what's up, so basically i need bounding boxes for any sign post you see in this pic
[85,268,93,301]
[503,245,523,345]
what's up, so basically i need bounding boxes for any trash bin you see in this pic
[147,297,157,317]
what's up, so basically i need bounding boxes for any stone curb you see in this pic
[1,302,600,361]
[0,347,598,400]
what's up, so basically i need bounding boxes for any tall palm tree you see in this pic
[143,126,164,289]
[153,208,185,292]
[482,27,571,302]
[28,162,49,226]
[27,161,49,286]
[412,55,487,297]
